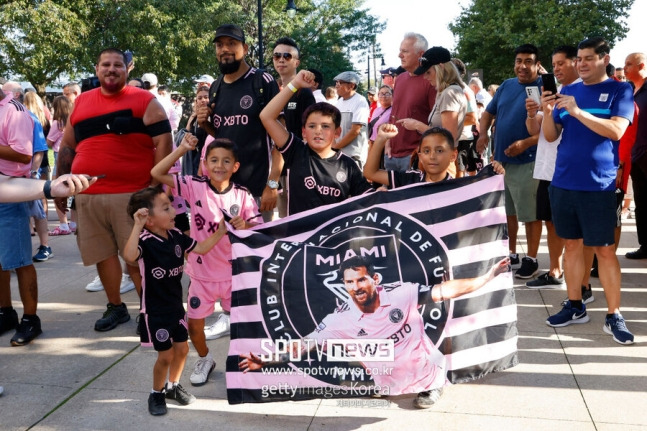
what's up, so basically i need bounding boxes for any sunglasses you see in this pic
[273,52,293,60]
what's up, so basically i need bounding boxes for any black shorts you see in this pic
[536,180,552,221]
[140,309,188,352]
[615,188,624,228]
[457,139,483,173]
[174,212,190,232]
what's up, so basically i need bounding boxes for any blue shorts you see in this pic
[0,202,32,270]
[549,186,616,246]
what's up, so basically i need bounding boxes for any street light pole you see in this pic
[257,0,264,69]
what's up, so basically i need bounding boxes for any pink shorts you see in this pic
[187,278,231,319]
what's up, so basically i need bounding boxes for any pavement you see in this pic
[1,207,646,431]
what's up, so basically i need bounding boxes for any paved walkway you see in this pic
[1,212,646,430]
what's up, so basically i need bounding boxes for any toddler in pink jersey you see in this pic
[151,133,261,386]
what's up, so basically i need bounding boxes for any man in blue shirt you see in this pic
[541,37,635,345]
[477,44,543,280]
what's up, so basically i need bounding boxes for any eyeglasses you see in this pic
[273,52,293,61]
[377,92,392,97]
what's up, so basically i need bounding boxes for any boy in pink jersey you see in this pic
[152,134,261,386]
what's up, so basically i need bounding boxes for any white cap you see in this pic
[141,73,158,87]
[194,74,215,85]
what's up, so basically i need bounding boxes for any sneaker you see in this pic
[526,272,564,289]
[509,253,521,270]
[546,301,590,327]
[0,308,19,336]
[33,245,53,262]
[515,257,538,279]
[561,285,595,306]
[625,247,647,259]
[48,226,71,236]
[119,274,136,294]
[413,387,444,409]
[204,313,230,340]
[603,314,634,345]
[166,383,196,405]
[10,315,42,346]
[136,313,143,336]
[85,275,104,292]
[94,303,130,332]
[190,353,215,386]
[148,391,167,416]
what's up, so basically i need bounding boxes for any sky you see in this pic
[357,0,646,78]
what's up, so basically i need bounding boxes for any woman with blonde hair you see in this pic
[47,96,75,236]
[396,47,467,177]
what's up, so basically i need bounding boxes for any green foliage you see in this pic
[0,0,384,96]
[449,0,634,86]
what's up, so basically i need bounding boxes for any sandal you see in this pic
[49,226,72,236]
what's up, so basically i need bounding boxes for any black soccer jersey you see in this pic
[388,170,452,189]
[279,133,373,215]
[136,228,197,315]
[283,87,316,139]
[210,68,280,197]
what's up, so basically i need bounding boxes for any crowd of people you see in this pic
[1,23,645,414]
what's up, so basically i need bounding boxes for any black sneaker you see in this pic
[590,255,598,278]
[625,247,647,259]
[561,285,595,306]
[526,272,564,289]
[515,257,538,279]
[413,387,443,409]
[166,383,196,405]
[148,391,167,416]
[0,308,19,336]
[94,303,130,332]
[10,315,42,346]
[509,253,521,270]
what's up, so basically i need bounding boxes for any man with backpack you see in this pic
[197,24,280,222]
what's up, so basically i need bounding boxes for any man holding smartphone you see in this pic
[524,46,582,293]
[541,37,635,345]
[476,44,543,280]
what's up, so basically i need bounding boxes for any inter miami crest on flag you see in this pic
[226,166,517,404]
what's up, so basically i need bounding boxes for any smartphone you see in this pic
[542,73,558,95]
[525,86,541,104]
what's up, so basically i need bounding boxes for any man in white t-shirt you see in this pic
[524,45,581,291]
[142,73,179,132]
[332,71,370,167]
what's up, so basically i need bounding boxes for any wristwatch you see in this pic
[267,180,279,190]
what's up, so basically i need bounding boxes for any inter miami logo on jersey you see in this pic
[240,95,253,109]
[258,207,450,387]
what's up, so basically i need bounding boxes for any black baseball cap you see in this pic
[414,46,451,75]
[213,24,245,43]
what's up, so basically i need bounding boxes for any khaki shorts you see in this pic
[503,162,538,222]
[75,193,134,266]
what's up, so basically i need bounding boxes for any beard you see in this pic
[218,57,243,75]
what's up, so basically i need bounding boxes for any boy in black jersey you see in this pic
[259,70,372,215]
[123,186,227,416]
[364,124,504,189]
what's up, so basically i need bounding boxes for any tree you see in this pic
[449,0,634,86]
[0,0,384,96]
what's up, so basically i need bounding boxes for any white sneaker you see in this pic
[85,275,104,292]
[204,313,230,340]
[120,274,135,294]
[189,353,215,386]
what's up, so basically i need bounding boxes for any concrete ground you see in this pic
[0,208,646,431]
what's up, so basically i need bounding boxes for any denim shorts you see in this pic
[27,199,46,219]
[0,202,32,270]
[549,185,616,246]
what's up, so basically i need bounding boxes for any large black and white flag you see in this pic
[225,166,517,403]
